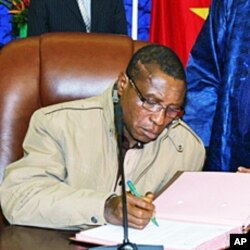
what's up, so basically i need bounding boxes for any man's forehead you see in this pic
[136,62,163,82]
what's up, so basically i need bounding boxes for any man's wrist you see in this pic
[104,194,117,224]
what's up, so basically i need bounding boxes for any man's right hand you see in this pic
[104,192,155,229]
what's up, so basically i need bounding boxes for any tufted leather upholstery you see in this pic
[0,33,150,224]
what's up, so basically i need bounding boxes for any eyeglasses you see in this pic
[128,76,184,119]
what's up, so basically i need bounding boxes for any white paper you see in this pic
[76,219,234,249]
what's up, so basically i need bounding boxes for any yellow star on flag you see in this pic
[190,8,209,20]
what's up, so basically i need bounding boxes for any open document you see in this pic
[74,172,250,250]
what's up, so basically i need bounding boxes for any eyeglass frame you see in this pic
[127,75,184,119]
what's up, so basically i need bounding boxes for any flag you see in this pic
[150,0,211,67]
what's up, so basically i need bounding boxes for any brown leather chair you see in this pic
[0,33,150,225]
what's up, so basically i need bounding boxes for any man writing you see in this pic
[0,45,205,230]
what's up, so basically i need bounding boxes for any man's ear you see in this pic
[117,73,129,96]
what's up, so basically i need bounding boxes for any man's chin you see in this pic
[136,134,158,144]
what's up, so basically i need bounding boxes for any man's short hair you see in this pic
[126,44,186,82]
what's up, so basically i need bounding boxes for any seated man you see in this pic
[0,45,205,230]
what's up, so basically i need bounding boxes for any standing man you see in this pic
[184,0,250,172]
[27,0,127,36]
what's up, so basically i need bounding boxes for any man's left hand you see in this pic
[237,166,250,173]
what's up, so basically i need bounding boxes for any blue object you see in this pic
[0,5,12,47]
[184,0,250,172]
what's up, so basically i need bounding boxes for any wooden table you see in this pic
[0,222,98,250]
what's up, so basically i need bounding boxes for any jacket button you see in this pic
[91,216,98,224]
[178,145,183,152]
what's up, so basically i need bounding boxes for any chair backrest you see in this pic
[0,32,150,179]
[0,33,150,224]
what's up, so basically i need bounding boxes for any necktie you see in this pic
[77,0,91,32]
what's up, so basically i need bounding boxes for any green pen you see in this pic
[127,180,159,227]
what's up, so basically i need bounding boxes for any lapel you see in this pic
[65,0,85,25]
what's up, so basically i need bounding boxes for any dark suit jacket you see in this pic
[28,0,127,36]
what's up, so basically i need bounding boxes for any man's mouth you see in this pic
[141,128,158,140]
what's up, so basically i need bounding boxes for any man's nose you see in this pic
[150,109,166,126]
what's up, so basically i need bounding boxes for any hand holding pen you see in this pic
[104,190,157,229]
[104,181,159,229]
[127,180,159,227]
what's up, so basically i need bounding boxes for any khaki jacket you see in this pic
[0,84,205,229]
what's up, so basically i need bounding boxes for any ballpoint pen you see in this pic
[127,180,159,227]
